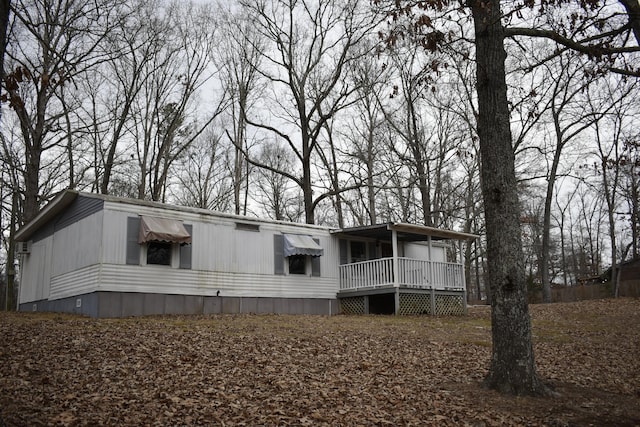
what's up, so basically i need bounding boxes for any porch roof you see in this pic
[330,222,479,242]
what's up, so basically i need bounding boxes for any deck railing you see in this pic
[339,257,464,291]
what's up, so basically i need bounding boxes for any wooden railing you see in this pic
[339,257,464,291]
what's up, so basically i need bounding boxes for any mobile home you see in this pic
[15,190,477,317]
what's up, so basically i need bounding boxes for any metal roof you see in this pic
[15,190,80,242]
[14,189,330,241]
[331,222,479,242]
[15,190,480,244]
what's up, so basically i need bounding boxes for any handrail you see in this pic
[338,257,464,291]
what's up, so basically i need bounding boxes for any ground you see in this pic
[0,298,638,426]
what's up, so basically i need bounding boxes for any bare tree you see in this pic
[240,0,380,224]
[619,137,640,259]
[590,76,639,296]
[88,0,167,195]
[342,48,389,225]
[218,8,265,216]
[4,0,125,222]
[171,125,234,211]
[536,53,616,302]
[129,1,226,201]
[378,0,640,395]
[254,140,304,222]
[380,45,437,226]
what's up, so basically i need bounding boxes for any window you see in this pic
[147,241,172,265]
[126,217,193,269]
[288,255,307,274]
[274,234,322,276]
[350,241,366,263]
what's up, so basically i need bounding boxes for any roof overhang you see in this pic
[15,190,80,242]
[330,222,479,242]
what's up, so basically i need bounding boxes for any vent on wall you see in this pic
[235,222,260,232]
[17,241,30,254]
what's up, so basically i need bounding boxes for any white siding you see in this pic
[97,264,337,299]
[49,264,101,300]
[101,210,134,265]
[50,211,103,277]
[19,237,53,303]
[102,204,336,270]
[99,202,340,299]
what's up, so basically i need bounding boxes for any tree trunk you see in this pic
[541,144,563,302]
[470,0,549,396]
[6,189,17,310]
[303,156,314,224]
[24,144,42,223]
[0,0,9,82]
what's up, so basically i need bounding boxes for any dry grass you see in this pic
[0,298,638,426]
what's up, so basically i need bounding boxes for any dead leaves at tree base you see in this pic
[0,298,639,426]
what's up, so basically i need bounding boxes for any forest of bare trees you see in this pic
[0,0,638,394]
[1,0,638,305]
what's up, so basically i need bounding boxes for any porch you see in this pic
[332,222,478,316]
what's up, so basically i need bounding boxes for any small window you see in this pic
[288,255,307,275]
[147,241,172,265]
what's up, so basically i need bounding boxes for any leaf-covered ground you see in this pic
[0,298,638,426]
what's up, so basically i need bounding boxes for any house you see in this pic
[15,190,478,317]
[619,257,640,296]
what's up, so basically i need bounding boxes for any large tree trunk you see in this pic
[470,0,549,396]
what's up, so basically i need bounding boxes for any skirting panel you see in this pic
[340,296,366,315]
[338,289,466,316]
[399,293,431,315]
[20,292,340,318]
[434,293,465,316]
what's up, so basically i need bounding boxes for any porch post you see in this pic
[460,240,468,314]
[427,236,434,288]
[392,229,400,315]
[429,230,436,314]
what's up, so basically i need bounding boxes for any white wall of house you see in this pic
[19,237,53,303]
[51,211,104,277]
[96,201,340,300]
[19,211,104,304]
[404,241,446,263]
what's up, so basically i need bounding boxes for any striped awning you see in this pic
[283,234,323,257]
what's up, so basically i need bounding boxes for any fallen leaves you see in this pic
[0,298,638,426]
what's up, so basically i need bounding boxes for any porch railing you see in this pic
[339,257,464,291]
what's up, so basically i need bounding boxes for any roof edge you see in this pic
[388,223,480,241]
[331,222,479,241]
[15,189,79,242]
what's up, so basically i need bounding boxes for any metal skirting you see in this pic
[20,292,340,318]
[339,288,466,316]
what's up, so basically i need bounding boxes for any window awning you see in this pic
[138,216,192,244]
[283,234,323,257]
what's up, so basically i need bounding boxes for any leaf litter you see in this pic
[0,298,638,426]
